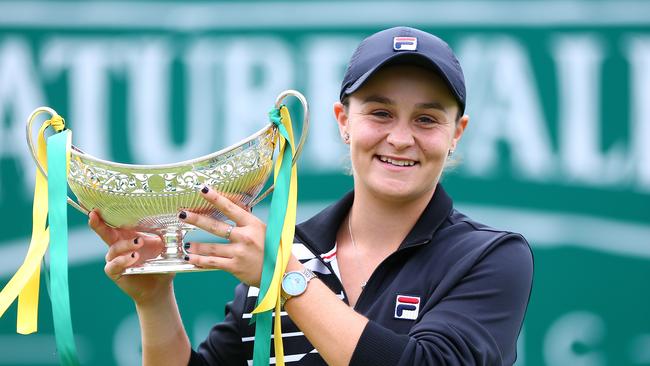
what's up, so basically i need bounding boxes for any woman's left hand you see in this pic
[179,186,266,287]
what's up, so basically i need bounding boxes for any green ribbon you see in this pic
[251,107,295,366]
[47,130,80,366]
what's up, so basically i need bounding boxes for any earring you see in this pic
[447,149,454,157]
[344,132,350,144]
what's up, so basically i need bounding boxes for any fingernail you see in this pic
[178,211,187,220]
[131,252,135,258]
[201,186,209,194]
[133,237,139,244]
[184,255,190,261]
[184,242,190,249]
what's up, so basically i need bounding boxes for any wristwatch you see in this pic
[280,267,316,307]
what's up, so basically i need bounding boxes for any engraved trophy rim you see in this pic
[68,122,274,170]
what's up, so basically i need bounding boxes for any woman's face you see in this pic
[335,65,468,204]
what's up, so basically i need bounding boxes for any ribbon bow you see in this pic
[0,112,79,365]
[250,105,299,366]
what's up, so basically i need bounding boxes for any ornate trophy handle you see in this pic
[26,107,90,215]
[249,89,309,207]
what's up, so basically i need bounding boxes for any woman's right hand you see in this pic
[88,210,174,306]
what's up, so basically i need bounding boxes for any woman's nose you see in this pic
[385,122,415,150]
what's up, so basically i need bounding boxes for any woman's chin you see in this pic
[367,181,433,204]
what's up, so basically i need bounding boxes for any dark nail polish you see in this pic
[133,238,139,244]
[178,211,187,220]
[201,186,209,194]
[184,242,190,249]
[184,255,190,261]
[131,252,135,258]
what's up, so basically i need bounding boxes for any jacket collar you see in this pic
[295,184,453,256]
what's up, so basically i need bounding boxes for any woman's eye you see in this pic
[371,110,391,118]
[416,116,437,124]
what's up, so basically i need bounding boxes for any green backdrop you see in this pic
[1,1,649,365]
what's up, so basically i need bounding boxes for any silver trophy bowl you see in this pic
[26,90,309,274]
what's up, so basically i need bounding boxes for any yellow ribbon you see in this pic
[251,106,298,365]
[0,114,67,334]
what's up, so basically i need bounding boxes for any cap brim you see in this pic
[342,52,464,111]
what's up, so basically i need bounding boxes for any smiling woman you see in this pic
[336,65,468,205]
[89,26,533,366]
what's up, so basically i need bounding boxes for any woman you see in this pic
[90,26,533,365]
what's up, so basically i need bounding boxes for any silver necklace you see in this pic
[348,215,368,290]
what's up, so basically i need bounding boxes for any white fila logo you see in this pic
[393,36,417,51]
[394,295,420,320]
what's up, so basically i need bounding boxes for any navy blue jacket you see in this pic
[189,185,534,365]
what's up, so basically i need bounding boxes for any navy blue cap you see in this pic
[340,26,466,114]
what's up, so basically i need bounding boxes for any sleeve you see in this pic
[349,235,534,366]
[188,283,250,366]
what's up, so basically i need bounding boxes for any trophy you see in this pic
[25,90,309,275]
[0,90,306,366]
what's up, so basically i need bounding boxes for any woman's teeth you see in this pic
[379,156,416,166]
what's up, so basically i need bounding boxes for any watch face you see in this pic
[283,272,307,297]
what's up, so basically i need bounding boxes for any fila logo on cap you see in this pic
[394,295,420,320]
[393,36,417,51]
